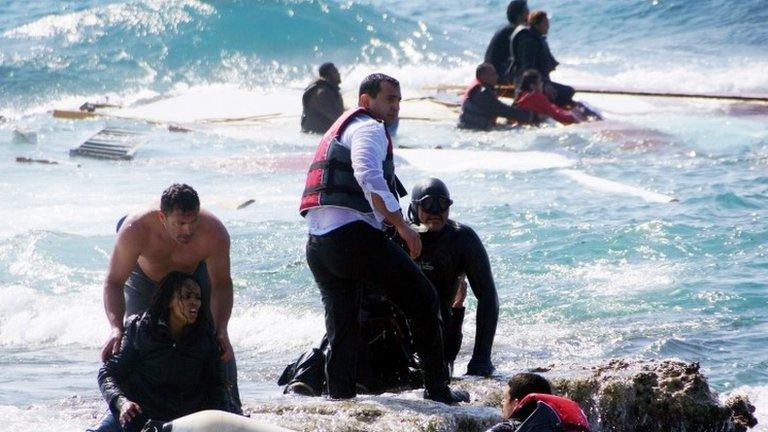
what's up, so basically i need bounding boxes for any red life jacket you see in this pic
[299,107,402,217]
[513,393,591,432]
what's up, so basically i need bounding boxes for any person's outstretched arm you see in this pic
[101,218,143,361]
[462,228,499,376]
[206,218,234,361]
[98,318,142,425]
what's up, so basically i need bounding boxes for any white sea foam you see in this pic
[3,0,214,43]
[0,284,105,347]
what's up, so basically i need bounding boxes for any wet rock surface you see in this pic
[243,359,757,432]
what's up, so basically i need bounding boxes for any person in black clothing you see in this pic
[89,272,235,432]
[279,178,499,395]
[459,62,534,130]
[510,10,574,106]
[484,0,530,84]
[301,62,345,134]
[278,292,421,397]
[408,178,499,376]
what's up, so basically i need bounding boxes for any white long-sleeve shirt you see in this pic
[306,115,401,235]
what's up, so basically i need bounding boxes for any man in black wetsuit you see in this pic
[484,0,529,84]
[459,62,533,130]
[301,62,344,134]
[510,11,574,106]
[408,178,499,376]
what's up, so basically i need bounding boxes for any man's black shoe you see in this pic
[424,387,470,405]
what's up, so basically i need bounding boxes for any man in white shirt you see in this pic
[298,73,469,404]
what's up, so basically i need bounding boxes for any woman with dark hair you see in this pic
[515,69,582,125]
[89,272,235,432]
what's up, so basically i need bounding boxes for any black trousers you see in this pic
[306,221,449,398]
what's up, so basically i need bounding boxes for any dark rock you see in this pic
[242,359,756,432]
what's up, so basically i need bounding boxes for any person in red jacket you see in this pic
[486,373,592,432]
[514,69,582,125]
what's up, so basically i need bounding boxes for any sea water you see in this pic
[0,0,767,430]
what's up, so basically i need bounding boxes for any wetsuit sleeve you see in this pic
[312,87,344,123]
[98,318,140,415]
[462,228,499,376]
[350,120,401,220]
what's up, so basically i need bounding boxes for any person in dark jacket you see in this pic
[459,62,534,130]
[407,178,499,376]
[510,11,574,106]
[301,62,345,134]
[89,272,234,432]
[484,0,530,84]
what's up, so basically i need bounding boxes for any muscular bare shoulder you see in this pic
[115,209,157,248]
[198,209,230,249]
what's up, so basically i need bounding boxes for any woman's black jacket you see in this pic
[98,312,230,423]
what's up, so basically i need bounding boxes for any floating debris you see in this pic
[69,128,144,160]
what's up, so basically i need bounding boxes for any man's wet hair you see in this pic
[519,69,542,93]
[506,0,528,25]
[476,62,497,80]
[319,62,337,79]
[528,10,548,27]
[507,372,553,401]
[359,73,400,98]
[160,183,200,214]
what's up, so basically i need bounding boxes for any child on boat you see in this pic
[515,69,583,125]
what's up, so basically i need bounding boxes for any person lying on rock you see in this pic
[487,373,592,432]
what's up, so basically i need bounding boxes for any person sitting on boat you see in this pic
[486,373,592,432]
[515,69,581,125]
[89,272,237,432]
[484,0,530,84]
[301,62,345,134]
[458,62,534,130]
[509,10,574,107]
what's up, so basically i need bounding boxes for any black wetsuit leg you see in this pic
[306,221,449,399]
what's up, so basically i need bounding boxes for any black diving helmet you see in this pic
[408,177,453,222]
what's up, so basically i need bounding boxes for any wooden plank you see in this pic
[422,84,768,103]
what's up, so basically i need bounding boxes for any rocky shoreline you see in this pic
[243,359,757,432]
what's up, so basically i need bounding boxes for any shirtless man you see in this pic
[100,183,240,410]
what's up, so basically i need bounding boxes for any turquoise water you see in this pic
[1,1,767,430]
